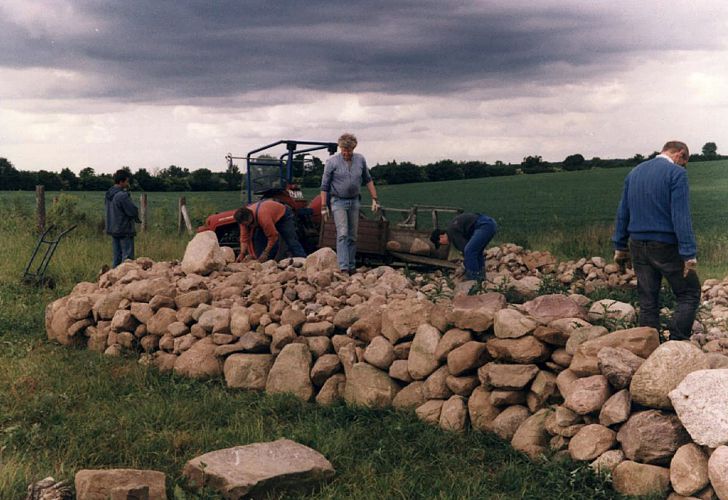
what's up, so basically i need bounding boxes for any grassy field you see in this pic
[3,163,726,498]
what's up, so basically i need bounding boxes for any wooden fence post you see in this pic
[36,185,45,233]
[178,196,192,235]
[140,193,148,232]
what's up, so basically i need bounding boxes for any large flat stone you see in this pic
[183,439,335,499]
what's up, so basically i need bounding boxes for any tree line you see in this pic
[0,142,722,191]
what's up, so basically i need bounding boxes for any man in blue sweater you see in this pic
[105,169,141,267]
[612,140,700,340]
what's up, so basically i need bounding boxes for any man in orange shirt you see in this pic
[234,199,306,262]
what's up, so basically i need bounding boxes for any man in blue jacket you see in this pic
[105,169,141,267]
[612,140,700,340]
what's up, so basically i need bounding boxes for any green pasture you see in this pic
[2,162,726,497]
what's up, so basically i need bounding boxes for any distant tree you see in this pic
[371,161,424,185]
[133,168,165,191]
[462,161,490,178]
[424,159,463,182]
[0,158,22,190]
[36,170,63,190]
[222,163,243,190]
[702,142,718,158]
[59,168,79,190]
[159,165,189,179]
[647,151,659,160]
[630,153,645,163]
[521,155,543,168]
[562,154,588,171]
[189,168,218,191]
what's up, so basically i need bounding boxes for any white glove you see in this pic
[321,206,330,222]
[683,258,697,277]
[371,198,381,213]
[613,249,630,264]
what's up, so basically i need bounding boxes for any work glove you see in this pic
[613,249,630,265]
[371,198,381,213]
[257,249,271,263]
[683,258,697,277]
[321,206,330,223]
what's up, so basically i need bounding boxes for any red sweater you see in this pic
[239,200,286,252]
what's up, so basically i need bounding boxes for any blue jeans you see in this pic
[277,207,306,258]
[629,240,700,340]
[463,215,497,281]
[332,197,360,271]
[112,236,135,268]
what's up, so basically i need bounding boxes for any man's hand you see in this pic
[257,249,271,263]
[371,198,381,213]
[683,258,697,277]
[613,249,630,264]
[321,206,330,223]
[236,249,248,263]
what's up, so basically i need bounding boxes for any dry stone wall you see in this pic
[45,232,728,499]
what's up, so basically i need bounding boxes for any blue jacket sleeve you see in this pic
[670,169,697,259]
[320,158,334,192]
[612,176,630,250]
[118,192,140,222]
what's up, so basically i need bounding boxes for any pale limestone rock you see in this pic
[486,336,550,364]
[174,337,221,379]
[182,439,334,498]
[568,424,616,461]
[599,389,631,427]
[381,298,433,343]
[388,360,413,383]
[392,381,426,410]
[520,294,587,324]
[224,354,274,390]
[439,395,467,432]
[447,341,489,376]
[447,293,506,332]
[708,445,728,500]
[597,346,644,390]
[612,461,670,497]
[564,325,608,355]
[587,299,636,324]
[493,309,538,339]
[480,363,539,390]
[416,400,444,425]
[616,410,691,465]
[310,354,342,387]
[669,369,728,448]
[422,365,452,400]
[670,443,709,497]
[74,469,166,500]
[468,387,500,433]
[434,329,472,361]
[630,340,709,410]
[265,343,314,402]
[407,324,442,380]
[491,405,531,441]
[563,375,611,415]
[316,374,346,406]
[511,409,550,460]
[343,363,400,408]
[181,231,227,276]
[363,336,395,370]
[569,326,660,376]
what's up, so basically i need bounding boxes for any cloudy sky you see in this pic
[1,0,727,173]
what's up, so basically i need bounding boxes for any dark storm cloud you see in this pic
[0,0,723,102]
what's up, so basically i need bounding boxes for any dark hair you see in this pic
[662,141,689,160]
[113,169,130,184]
[430,229,446,248]
[234,207,254,225]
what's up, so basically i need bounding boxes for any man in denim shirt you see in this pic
[320,133,380,273]
[612,140,699,340]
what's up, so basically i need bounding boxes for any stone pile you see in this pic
[45,232,728,499]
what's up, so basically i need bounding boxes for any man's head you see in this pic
[661,141,690,167]
[113,169,130,188]
[234,207,254,226]
[338,132,357,162]
[430,229,449,249]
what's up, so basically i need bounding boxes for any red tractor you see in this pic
[197,140,336,259]
[198,139,463,267]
